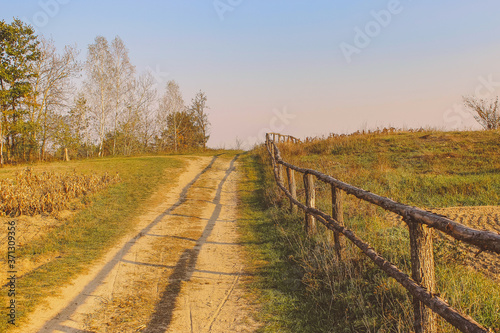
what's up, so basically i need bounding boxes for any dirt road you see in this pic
[15,154,259,333]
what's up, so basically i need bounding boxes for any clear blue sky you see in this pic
[2,0,500,148]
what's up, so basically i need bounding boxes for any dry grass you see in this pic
[249,129,500,332]
[0,168,121,217]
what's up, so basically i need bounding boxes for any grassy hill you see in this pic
[239,129,500,332]
[283,129,500,208]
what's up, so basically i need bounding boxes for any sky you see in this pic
[2,0,500,149]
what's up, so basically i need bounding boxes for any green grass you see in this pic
[241,129,500,332]
[238,152,371,332]
[288,130,500,208]
[1,156,186,332]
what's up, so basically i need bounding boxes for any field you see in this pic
[1,129,499,332]
[0,152,262,333]
[0,156,185,332]
[238,129,500,332]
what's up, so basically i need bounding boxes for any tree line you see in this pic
[0,18,210,165]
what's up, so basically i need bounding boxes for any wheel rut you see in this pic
[14,154,259,333]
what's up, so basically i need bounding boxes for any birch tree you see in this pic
[84,36,112,157]
[109,36,135,155]
[133,71,157,151]
[53,92,90,158]
[31,37,80,160]
[189,90,210,148]
[158,80,185,151]
[117,71,157,155]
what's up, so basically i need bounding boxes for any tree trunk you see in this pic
[0,121,3,167]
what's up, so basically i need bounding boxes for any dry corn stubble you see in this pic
[0,168,121,217]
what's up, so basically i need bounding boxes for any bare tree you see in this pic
[109,36,135,155]
[31,37,80,160]
[158,80,185,152]
[85,36,113,157]
[53,92,90,158]
[133,71,158,151]
[119,71,157,154]
[234,137,243,150]
[463,95,500,130]
[190,90,210,148]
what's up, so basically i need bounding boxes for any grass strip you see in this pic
[238,152,339,332]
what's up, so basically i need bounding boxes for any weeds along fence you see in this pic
[265,132,499,333]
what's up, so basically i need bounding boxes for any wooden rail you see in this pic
[265,133,498,333]
[267,132,301,144]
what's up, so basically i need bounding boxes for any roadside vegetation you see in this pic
[239,129,500,332]
[0,156,185,332]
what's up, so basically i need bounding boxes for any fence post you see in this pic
[331,185,345,260]
[286,167,297,213]
[303,173,317,235]
[277,162,284,185]
[64,148,70,162]
[406,218,437,333]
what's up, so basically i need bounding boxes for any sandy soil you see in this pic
[12,155,259,333]
[387,206,500,280]
[431,206,500,280]
[0,210,78,283]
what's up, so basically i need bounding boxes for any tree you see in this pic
[158,80,185,151]
[189,90,210,148]
[84,36,113,157]
[463,95,500,130]
[0,19,40,165]
[132,71,157,152]
[113,72,156,156]
[31,37,80,160]
[166,109,198,149]
[53,93,91,158]
[109,36,135,155]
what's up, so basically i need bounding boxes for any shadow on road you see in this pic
[144,154,239,333]
[37,155,219,333]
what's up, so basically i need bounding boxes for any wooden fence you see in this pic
[265,132,499,333]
